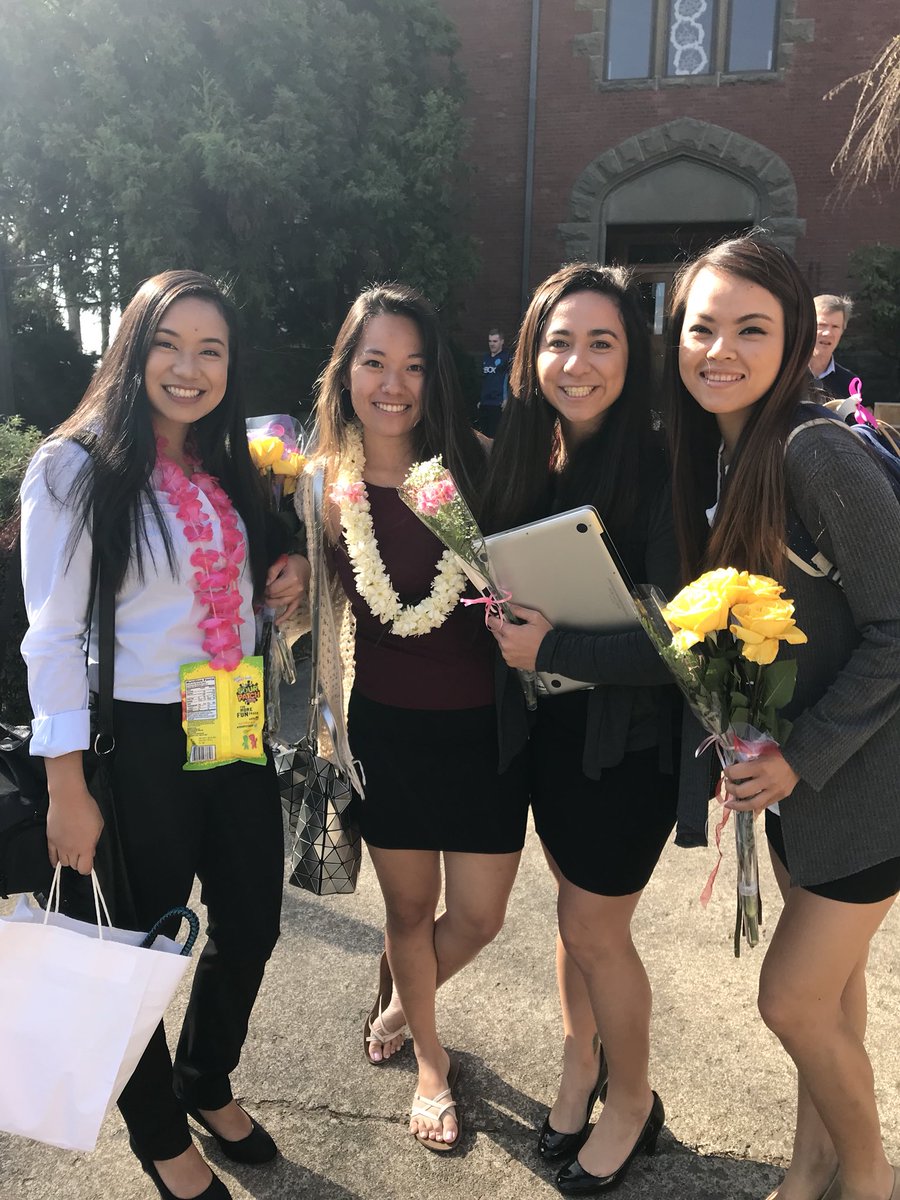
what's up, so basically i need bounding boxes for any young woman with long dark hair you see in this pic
[20,270,305,1200]
[668,236,900,1200]
[295,284,528,1151]
[480,263,680,1196]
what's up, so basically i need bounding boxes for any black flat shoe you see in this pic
[555,1091,664,1195]
[186,1105,278,1165]
[537,1046,609,1162]
[129,1139,232,1200]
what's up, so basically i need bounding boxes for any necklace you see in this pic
[154,437,247,671]
[330,424,466,637]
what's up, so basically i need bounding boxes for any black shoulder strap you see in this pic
[89,549,116,754]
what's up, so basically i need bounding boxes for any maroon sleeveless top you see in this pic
[328,484,495,710]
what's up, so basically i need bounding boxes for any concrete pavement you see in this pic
[2,669,899,1200]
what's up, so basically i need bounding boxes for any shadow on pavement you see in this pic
[281,888,385,957]
[458,1049,782,1198]
[211,1156,366,1200]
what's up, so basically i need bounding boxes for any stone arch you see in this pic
[558,118,806,262]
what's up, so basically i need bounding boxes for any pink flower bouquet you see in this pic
[398,457,538,709]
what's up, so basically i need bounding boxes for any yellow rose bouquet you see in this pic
[245,415,309,734]
[635,568,807,955]
[246,414,308,507]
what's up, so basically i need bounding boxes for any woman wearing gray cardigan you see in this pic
[668,237,900,1200]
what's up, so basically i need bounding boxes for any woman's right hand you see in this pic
[44,753,105,875]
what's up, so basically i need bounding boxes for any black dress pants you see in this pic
[106,700,283,1162]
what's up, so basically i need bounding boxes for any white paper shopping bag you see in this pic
[0,868,196,1151]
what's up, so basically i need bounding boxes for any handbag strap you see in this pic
[139,906,201,956]
[305,467,326,752]
[91,549,116,755]
[73,432,116,755]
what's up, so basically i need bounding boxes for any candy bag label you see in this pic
[179,656,267,771]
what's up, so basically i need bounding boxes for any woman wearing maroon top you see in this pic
[299,284,528,1152]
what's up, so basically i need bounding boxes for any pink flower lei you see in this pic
[154,436,246,671]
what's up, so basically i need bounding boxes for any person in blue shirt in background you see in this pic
[478,327,511,438]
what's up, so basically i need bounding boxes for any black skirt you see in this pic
[766,811,900,904]
[530,691,676,896]
[347,690,529,853]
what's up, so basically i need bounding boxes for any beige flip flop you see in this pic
[411,1053,462,1153]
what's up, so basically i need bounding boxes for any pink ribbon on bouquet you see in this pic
[461,588,513,626]
[849,377,878,429]
[696,729,779,908]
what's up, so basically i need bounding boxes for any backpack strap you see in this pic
[784,405,900,588]
[784,414,842,585]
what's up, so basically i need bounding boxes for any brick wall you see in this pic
[443,0,900,368]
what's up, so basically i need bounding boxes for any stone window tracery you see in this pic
[585,0,812,87]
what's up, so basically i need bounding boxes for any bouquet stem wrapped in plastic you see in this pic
[246,416,308,735]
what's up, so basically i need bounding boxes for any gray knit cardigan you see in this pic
[679,421,900,887]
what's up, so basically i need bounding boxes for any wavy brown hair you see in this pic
[480,263,656,536]
[666,238,817,580]
[314,284,485,512]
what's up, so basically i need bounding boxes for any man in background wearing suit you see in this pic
[810,294,855,399]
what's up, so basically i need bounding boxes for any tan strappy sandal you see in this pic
[363,951,408,1065]
[411,1054,462,1153]
[763,1169,841,1200]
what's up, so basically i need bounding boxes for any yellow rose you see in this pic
[730,598,808,665]
[729,574,785,605]
[271,450,305,477]
[693,567,743,596]
[693,567,784,608]
[248,436,284,470]
[731,634,780,665]
[671,628,704,652]
[663,582,732,636]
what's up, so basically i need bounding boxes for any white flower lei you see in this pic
[332,424,467,637]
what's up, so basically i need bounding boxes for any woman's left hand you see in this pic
[486,603,552,670]
[723,751,800,813]
[265,553,309,623]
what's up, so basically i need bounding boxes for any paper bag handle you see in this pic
[43,865,112,939]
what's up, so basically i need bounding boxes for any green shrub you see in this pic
[0,416,41,724]
[0,415,42,531]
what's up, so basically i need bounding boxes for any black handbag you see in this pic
[275,467,361,896]
[0,542,116,899]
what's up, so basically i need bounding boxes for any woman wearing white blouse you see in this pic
[19,271,304,1200]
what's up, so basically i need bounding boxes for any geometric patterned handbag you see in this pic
[273,466,361,895]
[274,706,361,896]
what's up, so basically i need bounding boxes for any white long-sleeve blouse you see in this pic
[20,438,255,758]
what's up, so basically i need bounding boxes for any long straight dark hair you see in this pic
[480,263,656,536]
[315,283,485,512]
[666,237,816,580]
[50,270,269,595]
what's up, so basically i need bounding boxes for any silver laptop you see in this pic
[484,506,640,694]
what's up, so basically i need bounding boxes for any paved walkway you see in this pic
[2,673,899,1200]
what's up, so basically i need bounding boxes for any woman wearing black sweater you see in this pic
[481,264,679,1196]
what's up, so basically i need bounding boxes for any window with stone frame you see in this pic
[605,0,782,82]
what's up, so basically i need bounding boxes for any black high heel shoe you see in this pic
[129,1138,233,1200]
[555,1091,664,1196]
[537,1047,609,1162]
[185,1104,278,1164]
